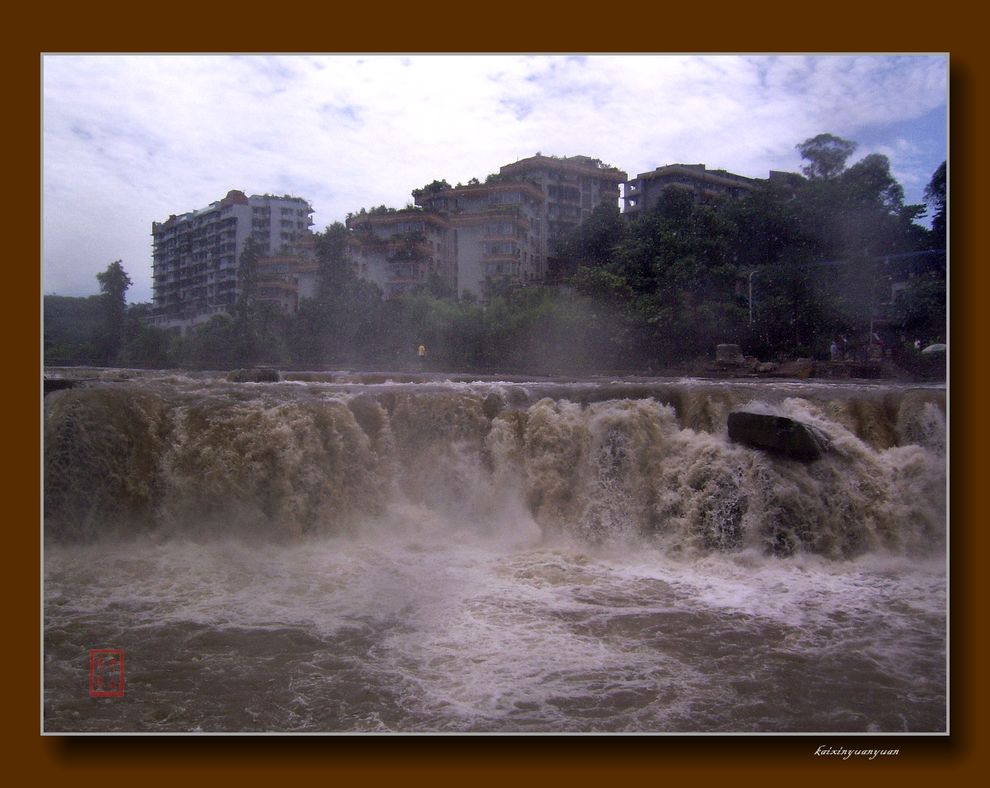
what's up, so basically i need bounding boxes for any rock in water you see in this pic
[44,379,79,396]
[727,411,831,461]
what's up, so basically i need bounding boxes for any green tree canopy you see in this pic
[96,260,132,305]
[924,161,946,247]
[237,237,264,304]
[95,260,132,360]
[796,133,857,180]
[411,179,452,198]
[555,202,626,265]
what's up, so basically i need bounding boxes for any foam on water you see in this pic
[44,524,946,732]
[43,371,946,732]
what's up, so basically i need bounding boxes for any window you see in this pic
[489,191,521,206]
[485,221,515,236]
[483,241,517,256]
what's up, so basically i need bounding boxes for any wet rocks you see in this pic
[226,368,280,383]
[482,392,506,419]
[727,411,831,462]
[715,344,745,364]
[44,378,79,396]
[774,358,815,379]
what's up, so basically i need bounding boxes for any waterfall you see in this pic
[43,371,946,558]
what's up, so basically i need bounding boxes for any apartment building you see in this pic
[497,154,626,263]
[622,163,759,218]
[413,181,546,298]
[402,154,626,298]
[253,254,320,313]
[150,190,314,332]
[346,210,455,299]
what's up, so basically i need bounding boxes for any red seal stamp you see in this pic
[89,648,125,698]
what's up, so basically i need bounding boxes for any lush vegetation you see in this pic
[45,135,946,374]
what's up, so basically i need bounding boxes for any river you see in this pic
[42,369,947,733]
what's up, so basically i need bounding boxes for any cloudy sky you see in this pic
[42,53,948,304]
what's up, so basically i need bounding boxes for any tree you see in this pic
[287,222,385,366]
[724,179,810,269]
[119,303,174,366]
[95,260,132,360]
[555,202,626,265]
[841,153,905,212]
[44,294,107,361]
[606,188,745,363]
[411,179,451,199]
[893,271,946,341]
[415,272,455,300]
[177,315,238,367]
[796,133,857,180]
[314,222,353,301]
[237,237,263,304]
[924,161,946,248]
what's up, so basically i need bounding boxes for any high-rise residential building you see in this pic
[346,209,455,299]
[253,254,320,313]
[622,163,759,218]
[496,154,626,263]
[395,154,626,299]
[414,181,546,298]
[150,190,314,332]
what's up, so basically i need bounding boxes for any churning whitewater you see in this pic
[43,370,946,733]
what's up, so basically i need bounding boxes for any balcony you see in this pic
[485,203,523,215]
[482,249,521,262]
[483,262,519,277]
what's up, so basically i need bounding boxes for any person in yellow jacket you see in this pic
[417,343,427,369]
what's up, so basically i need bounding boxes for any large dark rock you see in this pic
[44,378,79,396]
[727,411,831,462]
[482,392,506,419]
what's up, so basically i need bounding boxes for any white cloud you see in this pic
[42,53,947,303]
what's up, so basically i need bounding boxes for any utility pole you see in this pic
[748,270,757,326]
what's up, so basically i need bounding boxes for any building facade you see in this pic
[496,154,626,264]
[414,181,546,298]
[346,210,455,299]
[150,159,781,325]
[403,154,626,299]
[253,253,320,313]
[150,190,314,332]
[622,163,759,218]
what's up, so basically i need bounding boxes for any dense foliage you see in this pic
[45,136,946,373]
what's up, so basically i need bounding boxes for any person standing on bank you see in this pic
[418,343,427,370]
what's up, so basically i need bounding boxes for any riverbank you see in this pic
[691,354,945,382]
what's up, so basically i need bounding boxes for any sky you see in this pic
[42,53,948,305]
